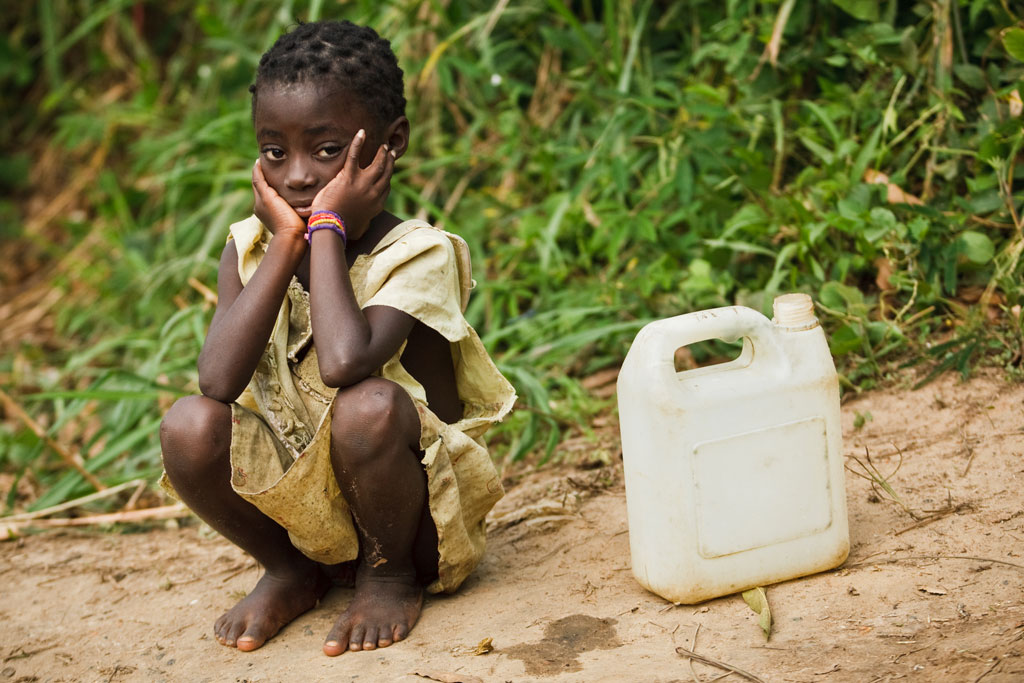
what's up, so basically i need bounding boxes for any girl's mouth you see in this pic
[293,205,313,218]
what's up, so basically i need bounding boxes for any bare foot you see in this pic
[214,565,329,652]
[322,573,423,656]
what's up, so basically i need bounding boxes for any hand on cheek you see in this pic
[252,160,307,240]
[311,129,396,243]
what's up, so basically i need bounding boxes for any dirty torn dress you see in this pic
[169,215,515,594]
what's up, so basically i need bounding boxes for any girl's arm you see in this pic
[196,164,308,402]
[308,240,417,388]
[309,133,414,387]
[252,138,410,389]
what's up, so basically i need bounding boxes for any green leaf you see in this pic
[820,281,865,311]
[723,203,769,237]
[959,231,995,264]
[953,63,986,90]
[829,323,862,356]
[832,0,878,22]
[865,207,897,243]
[742,587,772,640]
[1003,28,1024,62]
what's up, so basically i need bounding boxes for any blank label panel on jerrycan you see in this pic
[617,293,849,605]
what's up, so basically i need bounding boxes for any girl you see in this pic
[159,20,515,656]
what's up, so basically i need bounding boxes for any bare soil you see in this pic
[2,370,1023,682]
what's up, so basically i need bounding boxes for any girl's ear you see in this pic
[384,116,410,160]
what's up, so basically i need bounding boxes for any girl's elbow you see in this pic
[197,366,242,403]
[198,378,239,404]
[318,357,370,388]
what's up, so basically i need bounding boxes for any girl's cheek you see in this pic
[263,170,285,193]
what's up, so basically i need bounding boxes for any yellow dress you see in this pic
[168,215,515,594]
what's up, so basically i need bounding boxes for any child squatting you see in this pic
[159,20,515,656]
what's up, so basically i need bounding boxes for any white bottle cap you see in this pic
[773,293,818,328]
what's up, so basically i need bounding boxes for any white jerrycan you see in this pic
[617,293,849,604]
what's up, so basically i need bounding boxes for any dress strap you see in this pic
[372,220,475,313]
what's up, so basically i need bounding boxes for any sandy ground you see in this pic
[2,369,1024,682]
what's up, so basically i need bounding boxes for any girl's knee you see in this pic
[160,395,231,476]
[333,378,416,431]
[330,378,419,464]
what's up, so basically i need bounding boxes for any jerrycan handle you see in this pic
[640,305,785,373]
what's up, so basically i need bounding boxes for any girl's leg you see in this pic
[160,395,329,651]
[322,377,439,656]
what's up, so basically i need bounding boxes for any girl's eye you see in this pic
[262,148,285,161]
[315,145,343,159]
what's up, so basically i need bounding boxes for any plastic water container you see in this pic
[617,293,849,604]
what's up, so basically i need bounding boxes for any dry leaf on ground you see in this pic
[742,587,772,640]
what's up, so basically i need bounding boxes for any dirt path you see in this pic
[2,371,1023,682]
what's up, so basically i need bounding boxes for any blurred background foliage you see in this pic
[1,0,1023,511]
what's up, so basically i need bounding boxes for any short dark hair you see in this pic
[250,20,406,126]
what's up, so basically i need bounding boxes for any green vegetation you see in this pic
[1,1,1023,511]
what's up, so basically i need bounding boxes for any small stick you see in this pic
[962,444,978,477]
[675,646,767,683]
[974,657,1002,683]
[844,554,1024,571]
[187,277,218,306]
[7,504,187,531]
[221,561,258,583]
[124,480,148,511]
[1,479,145,523]
[3,643,59,662]
[893,502,970,536]
[688,624,702,683]
[0,387,106,492]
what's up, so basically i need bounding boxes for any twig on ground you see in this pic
[0,479,145,523]
[0,387,106,492]
[675,646,767,683]
[688,624,702,683]
[962,444,978,476]
[220,561,258,583]
[844,554,1024,571]
[845,445,919,520]
[3,643,60,662]
[894,499,973,536]
[974,657,1002,683]
[124,480,148,511]
[4,504,188,536]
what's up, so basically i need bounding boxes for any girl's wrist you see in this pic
[268,228,309,259]
[306,210,347,246]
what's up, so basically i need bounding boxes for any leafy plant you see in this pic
[2,0,1023,510]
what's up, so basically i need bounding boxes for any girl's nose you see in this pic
[284,161,317,192]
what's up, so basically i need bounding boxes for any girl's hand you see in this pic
[311,129,395,242]
[252,160,307,242]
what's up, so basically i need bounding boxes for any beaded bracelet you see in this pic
[306,210,347,246]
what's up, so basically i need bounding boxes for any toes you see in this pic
[236,634,264,652]
[377,627,394,649]
[236,619,271,652]
[362,625,379,651]
[223,619,248,648]
[324,621,351,657]
[349,623,367,651]
[214,616,229,645]
[393,621,409,643]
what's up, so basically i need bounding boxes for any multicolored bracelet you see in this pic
[306,210,347,246]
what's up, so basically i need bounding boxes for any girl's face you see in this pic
[253,81,383,218]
